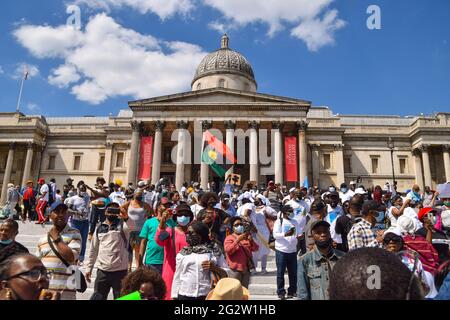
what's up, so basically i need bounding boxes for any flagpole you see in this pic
[16,75,25,113]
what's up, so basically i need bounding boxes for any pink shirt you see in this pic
[224,234,259,272]
[155,227,188,300]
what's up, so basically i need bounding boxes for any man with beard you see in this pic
[297,220,344,300]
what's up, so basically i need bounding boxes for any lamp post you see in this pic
[387,137,396,187]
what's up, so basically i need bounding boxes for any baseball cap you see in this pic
[361,200,386,215]
[49,201,68,213]
[418,207,435,222]
[138,181,147,188]
[193,182,200,189]
[310,220,330,232]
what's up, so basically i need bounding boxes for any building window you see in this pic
[163,147,172,164]
[399,158,407,174]
[323,153,331,170]
[98,153,105,171]
[116,152,124,168]
[218,79,225,88]
[344,157,352,173]
[371,157,379,174]
[48,155,56,170]
[197,83,202,90]
[73,154,82,171]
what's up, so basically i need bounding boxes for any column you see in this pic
[272,121,284,185]
[334,144,345,185]
[21,142,34,187]
[420,144,432,188]
[412,149,424,190]
[200,121,213,190]
[151,121,165,185]
[248,121,260,183]
[443,145,450,183]
[224,121,236,176]
[1,143,16,205]
[297,121,309,185]
[127,121,143,186]
[175,121,189,191]
[33,144,44,182]
[103,142,113,183]
[311,144,320,188]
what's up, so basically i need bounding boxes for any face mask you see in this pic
[288,212,295,219]
[78,192,87,197]
[316,238,332,249]
[329,188,336,193]
[106,215,119,223]
[177,216,191,227]
[375,211,385,224]
[234,225,245,235]
[444,201,450,207]
[0,239,13,245]
[186,234,202,247]
[341,188,348,193]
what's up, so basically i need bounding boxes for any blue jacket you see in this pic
[297,246,345,300]
[435,273,450,300]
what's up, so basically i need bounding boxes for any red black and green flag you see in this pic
[201,130,236,179]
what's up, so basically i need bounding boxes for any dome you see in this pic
[192,35,257,91]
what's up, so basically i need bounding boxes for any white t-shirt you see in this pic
[273,217,300,254]
[326,204,344,224]
[110,191,126,206]
[339,190,354,203]
[40,184,49,202]
[286,199,308,234]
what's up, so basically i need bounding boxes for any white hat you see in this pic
[350,181,356,185]
[138,181,147,188]
[397,215,416,235]
[7,183,14,188]
[289,187,296,193]
[383,227,402,238]
[256,194,270,206]
[354,187,367,195]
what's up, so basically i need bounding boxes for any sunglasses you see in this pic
[383,235,403,244]
[8,268,53,281]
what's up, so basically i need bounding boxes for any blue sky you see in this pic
[0,0,449,117]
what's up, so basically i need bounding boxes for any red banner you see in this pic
[138,136,154,181]
[284,136,298,182]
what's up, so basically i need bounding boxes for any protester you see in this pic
[0,254,59,300]
[85,202,135,300]
[334,197,362,252]
[0,219,29,263]
[407,184,422,203]
[21,180,35,222]
[347,200,385,250]
[109,184,126,206]
[387,196,410,227]
[197,192,230,242]
[329,247,424,299]
[297,220,344,300]
[37,201,82,300]
[263,181,283,212]
[224,216,259,288]
[155,203,192,300]
[121,190,151,272]
[138,198,176,274]
[66,185,90,264]
[171,221,228,300]
[339,183,354,203]
[252,195,275,274]
[434,260,450,300]
[86,177,110,239]
[273,205,300,300]
[303,200,327,250]
[119,266,166,300]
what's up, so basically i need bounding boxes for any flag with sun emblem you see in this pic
[201,130,236,179]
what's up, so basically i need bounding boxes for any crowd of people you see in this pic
[1,175,450,300]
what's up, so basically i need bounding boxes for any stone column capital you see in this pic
[443,144,450,152]
[201,120,213,132]
[130,120,144,133]
[412,148,421,157]
[224,120,236,130]
[271,121,284,130]
[296,120,309,132]
[176,120,189,130]
[26,142,35,150]
[154,120,166,132]
[419,144,430,152]
[309,144,321,150]
[8,142,17,150]
[105,142,114,149]
[248,121,260,130]
[333,144,344,151]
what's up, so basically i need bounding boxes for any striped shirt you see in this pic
[36,225,82,296]
[348,219,382,250]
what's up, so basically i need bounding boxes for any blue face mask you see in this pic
[341,188,348,193]
[375,211,385,224]
[234,225,245,235]
[0,239,13,245]
[177,216,191,227]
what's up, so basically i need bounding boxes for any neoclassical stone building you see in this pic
[1,35,449,204]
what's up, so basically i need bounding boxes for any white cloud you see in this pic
[0,66,4,74]
[14,13,207,104]
[26,103,41,113]
[75,0,194,20]
[203,0,345,51]
[291,9,346,52]
[12,63,40,80]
